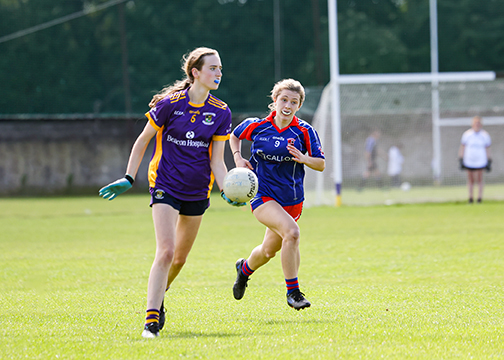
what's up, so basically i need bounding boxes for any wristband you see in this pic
[125,174,135,184]
[233,150,241,155]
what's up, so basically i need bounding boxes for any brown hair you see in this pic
[149,47,219,108]
[268,78,306,112]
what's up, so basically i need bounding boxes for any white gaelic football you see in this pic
[400,181,411,192]
[223,168,258,203]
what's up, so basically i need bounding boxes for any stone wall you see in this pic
[0,113,501,196]
[0,116,257,196]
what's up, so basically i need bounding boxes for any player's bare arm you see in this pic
[209,140,228,191]
[230,133,253,170]
[287,144,325,172]
[126,122,157,179]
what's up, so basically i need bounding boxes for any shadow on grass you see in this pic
[170,331,242,339]
[262,318,336,325]
[132,331,250,340]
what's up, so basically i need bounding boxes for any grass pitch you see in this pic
[305,183,504,207]
[0,194,503,359]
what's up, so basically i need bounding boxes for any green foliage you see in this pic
[438,0,504,72]
[0,195,503,359]
[0,0,331,114]
[337,8,409,74]
[0,0,503,114]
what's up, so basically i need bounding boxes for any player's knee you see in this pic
[284,227,300,243]
[262,245,277,259]
[262,245,279,259]
[264,251,276,259]
[156,247,175,265]
[171,255,187,269]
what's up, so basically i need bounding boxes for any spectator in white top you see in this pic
[458,116,492,203]
[387,143,404,187]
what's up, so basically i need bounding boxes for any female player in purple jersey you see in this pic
[99,47,233,338]
[229,79,325,310]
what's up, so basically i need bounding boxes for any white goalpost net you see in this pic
[304,77,504,206]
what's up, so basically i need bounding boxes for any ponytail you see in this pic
[148,47,219,108]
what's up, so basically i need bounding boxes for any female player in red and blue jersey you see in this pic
[229,79,325,310]
[99,47,232,338]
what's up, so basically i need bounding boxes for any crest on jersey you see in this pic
[287,138,296,145]
[202,112,216,125]
[154,189,165,199]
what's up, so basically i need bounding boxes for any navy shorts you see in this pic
[149,188,209,216]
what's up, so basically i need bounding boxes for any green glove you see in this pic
[99,175,134,200]
[221,190,247,207]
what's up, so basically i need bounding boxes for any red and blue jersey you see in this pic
[145,89,232,201]
[233,111,324,207]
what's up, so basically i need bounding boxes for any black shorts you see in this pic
[149,188,209,216]
[465,166,485,171]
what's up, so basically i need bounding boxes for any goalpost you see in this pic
[304,77,503,206]
[312,0,499,207]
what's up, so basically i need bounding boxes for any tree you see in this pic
[0,0,502,115]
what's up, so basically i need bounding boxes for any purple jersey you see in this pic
[145,89,232,201]
[233,112,324,207]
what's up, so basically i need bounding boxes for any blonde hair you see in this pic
[149,47,219,108]
[268,78,305,112]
